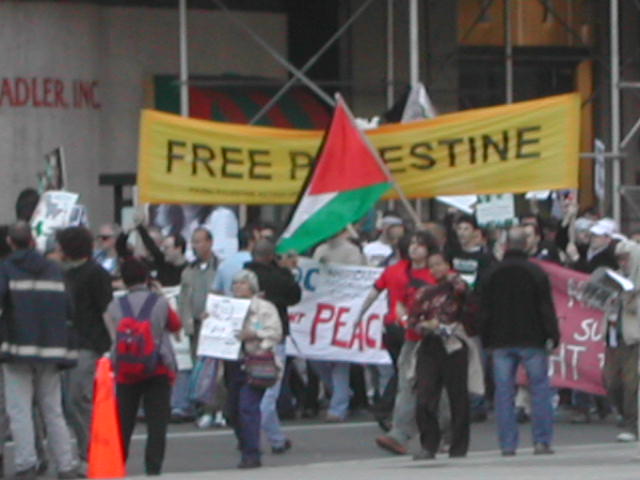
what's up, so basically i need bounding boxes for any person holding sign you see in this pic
[223,269,283,469]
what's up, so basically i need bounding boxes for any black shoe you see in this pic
[237,458,261,469]
[375,416,391,432]
[533,442,554,455]
[14,466,37,480]
[413,449,436,461]
[272,439,292,454]
[501,450,516,457]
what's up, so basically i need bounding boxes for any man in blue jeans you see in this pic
[479,227,560,456]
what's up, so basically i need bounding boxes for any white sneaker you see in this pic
[213,411,227,427]
[616,432,637,442]
[196,413,213,429]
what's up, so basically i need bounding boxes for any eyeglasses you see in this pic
[97,235,112,240]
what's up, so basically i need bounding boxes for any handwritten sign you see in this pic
[197,294,250,360]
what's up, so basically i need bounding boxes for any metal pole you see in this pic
[408,0,421,221]
[210,0,339,111]
[386,0,396,210]
[179,0,189,117]
[386,0,395,109]
[409,0,419,87]
[504,0,514,104]
[248,0,376,125]
[611,0,621,225]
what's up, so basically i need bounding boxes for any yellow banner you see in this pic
[138,93,580,205]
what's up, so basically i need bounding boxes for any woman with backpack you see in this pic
[224,269,282,469]
[103,257,182,476]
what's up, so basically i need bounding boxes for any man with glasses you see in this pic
[93,223,120,278]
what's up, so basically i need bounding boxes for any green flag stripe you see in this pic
[277,182,392,254]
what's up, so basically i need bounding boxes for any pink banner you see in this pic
[536,260,606,395]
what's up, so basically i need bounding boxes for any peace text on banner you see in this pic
[285,258,391,365]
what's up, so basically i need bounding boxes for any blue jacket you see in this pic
[0,249,77,368]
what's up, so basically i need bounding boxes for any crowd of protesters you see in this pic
[0,188,637,477]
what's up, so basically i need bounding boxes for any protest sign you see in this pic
[475,194,516,227]
[38,147,66,193]
[197,294,250,360]
[30,190,79,251]
[286,258,391,365]
[535,260,606,395]
[138,93,580,205]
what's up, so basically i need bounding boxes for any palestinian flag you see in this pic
[277,95,392,254]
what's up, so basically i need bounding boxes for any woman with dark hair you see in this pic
[103,257,181,476]
[409,251,481,460]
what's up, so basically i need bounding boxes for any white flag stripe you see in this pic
[280,191,336,239]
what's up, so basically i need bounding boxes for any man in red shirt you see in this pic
[357,231,438,454]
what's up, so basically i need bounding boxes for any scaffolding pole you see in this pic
[409,0,422,221]
[386,0,395,210]
[179,0,189,117]
[386,0,395,109]
[610,0,621,226]
[504,0,514,104]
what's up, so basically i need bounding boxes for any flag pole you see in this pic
[336,93,422,227]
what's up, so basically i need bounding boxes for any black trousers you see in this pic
[415,335,470,457]
[117,375,171,475]
[375,324,405,418]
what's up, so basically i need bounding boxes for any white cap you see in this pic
[381,215,403,227]
[590,217,618,237]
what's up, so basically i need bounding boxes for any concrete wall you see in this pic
[0,2,286,226]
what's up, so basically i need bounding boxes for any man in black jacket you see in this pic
[245,239,301,454]
[480,227,559,457]
[0,222,79,479]
[56,226,113,468]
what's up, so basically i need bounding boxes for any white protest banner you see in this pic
[475,194,516,227]
[162,286,192,371]
[287,258,391,365]
[197,294,250,360]
[30,190,79,252]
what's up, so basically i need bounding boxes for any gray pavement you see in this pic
[120,409,640,479]
[5,410,637,478]
[133,442,640,480]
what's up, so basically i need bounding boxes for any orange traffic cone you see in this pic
[87,357,127,479]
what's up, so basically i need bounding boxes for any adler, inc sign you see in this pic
[0,77,100,109]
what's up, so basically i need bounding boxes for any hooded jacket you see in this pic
[0,248,77,367]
